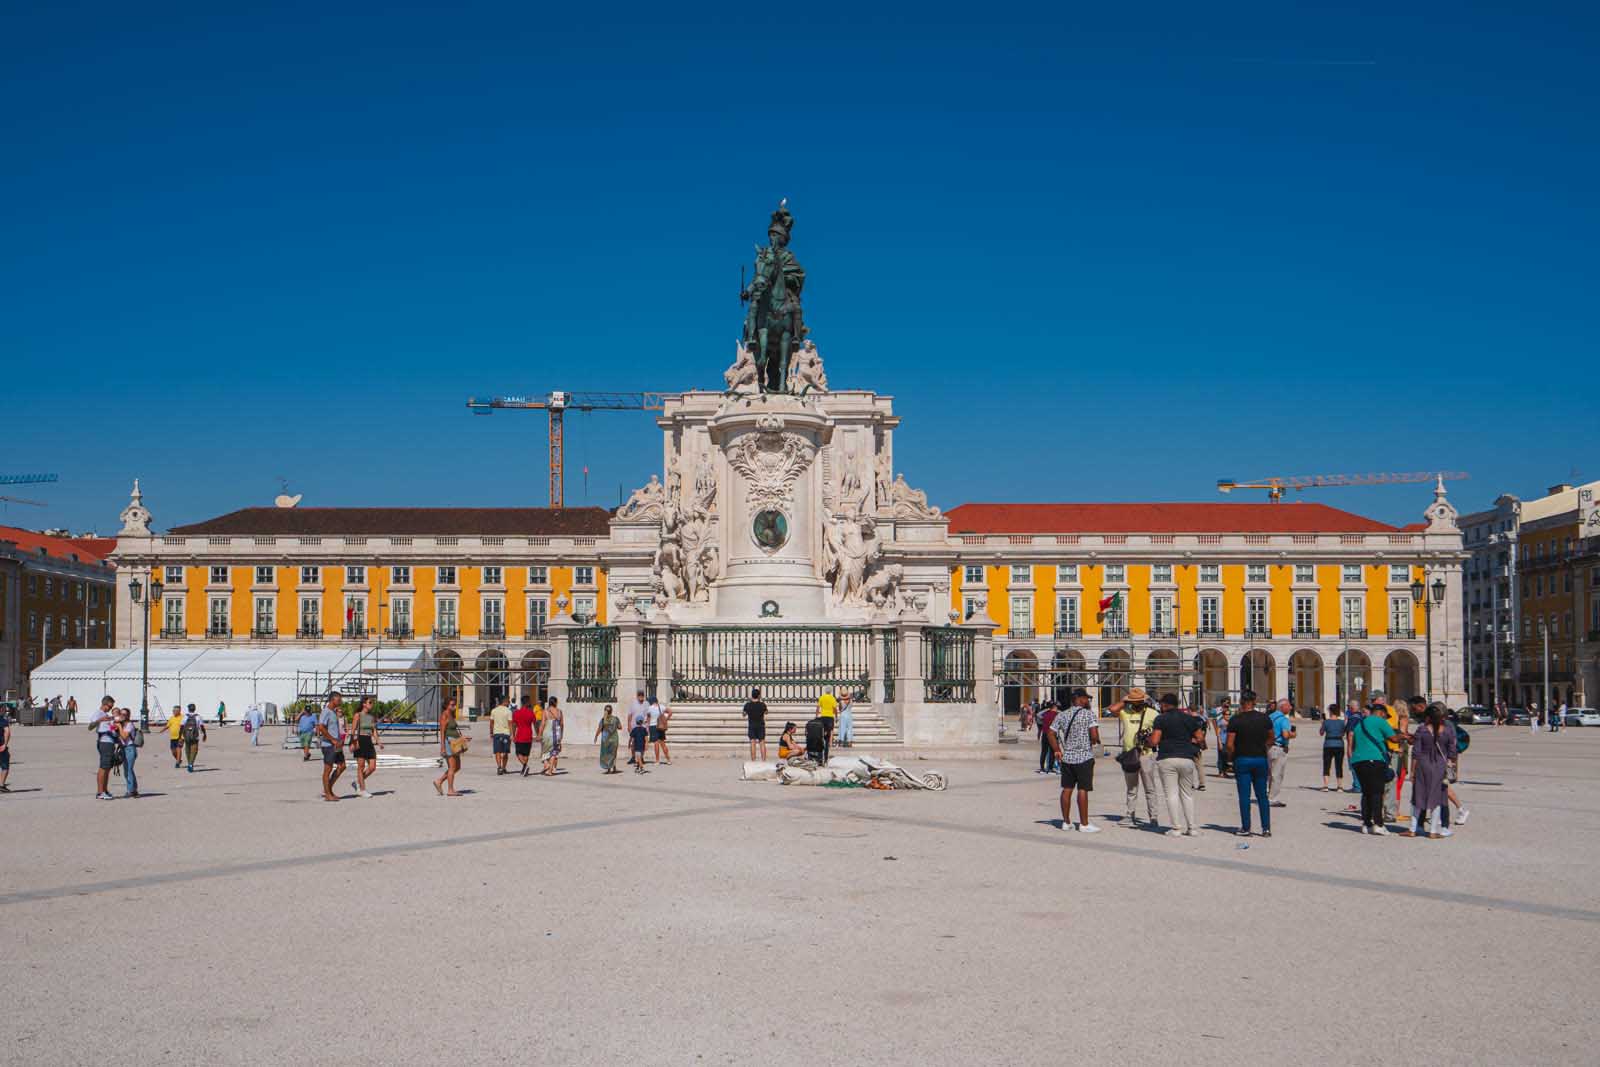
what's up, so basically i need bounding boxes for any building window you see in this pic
[527,597,549,635]
[1056,595,1079,633]
[1247,564,1267,583]
[1342,596,1364,630]
[483,566,503,586]
[254,566,274,585]
[1056,564,1078,584]
[299,597,321,635]
[1294,564,1314,584]
[483,598,505,634]
[437,598,459,636]
[1199,595,1220,633]
[254,597,275,634]
[1152,563,1172,583]
[165,566,184,585]
[1102,597,1127,634]
[573,594,597,621]
[300,566,321,585]
[1199,564,1220,584]
[1342,564,1362,584]
[44,577,54,598]
[575,566,595,586]
[391,566,412,585]
[89,585,99,606]
[1390,596,1412,633]
[1104,564,1125,584]
[1151,594,1173,633]
[74,582,84,601]
[1009,595,1032,634]
[164,599,184,634]
[345,596,367,634]
[26,575,36,595]
[437,566,457,586]
[346,565,366,585]
[391,597,412,634]
[528,566,549,586]
[27,612,37,636]
[209,566,229,584]
[964,596,984,622]
[1295,595,1315,633]
[208,597,229,634]
[1246,596,1268,633]
[1390,564,1409,583]
[1009,564,1031,585]
[1523,616,1531,638]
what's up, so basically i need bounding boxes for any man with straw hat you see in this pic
[1107,687,1162,829]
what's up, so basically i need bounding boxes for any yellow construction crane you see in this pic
[466,392,669,508]
[1217,471,1469,502]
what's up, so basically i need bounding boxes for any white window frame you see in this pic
[1199,564,1220,584]
[208,596,230,633]
[527,596,549,635]
[299,566,321,586]
[1199,595,1220,633]
[1342,595,1364,631]
[483,566,503,586]
[1389,596,1412,632]
[573,594,597,620]
[1056,563,1078,584]
[253,597,274,634]
[482,596,505,634]
[436,597,459,635]
[528,566,549,586]
[1151,594,1174,633]
[345,595,367,634]
[1056,594,1080,632]
[1294,563,1314,584]
[574,566,595,587]
[209,565,229,585]
[1390,564,1410,584]
[1246,595,1268,633]
[1009,595,1032,634]
[162,566,183,586]
[298,596,321,634]
[391,596,413,633]
[1342,564,1362,584]
[1294,595,1316,633]
[254,566,274,585]
[1151,563,1173,584]
[1101,598,1127,633]
[1246,563,1267,583]
[1009,564,1031,586]
[345,565,366,586]
[1104,563,1126,584]
[436,566,458,587]
[391,566,412,586]
[964,596,984,621]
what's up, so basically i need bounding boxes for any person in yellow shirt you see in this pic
[488,699,514,775]
[817,690,838,759]
[166,705,185,769]
[1106,687,1161,827]
[1373,690,1410,822]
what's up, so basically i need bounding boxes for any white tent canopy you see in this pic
[30,646,429,721]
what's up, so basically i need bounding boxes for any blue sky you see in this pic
[4,1,1596,533]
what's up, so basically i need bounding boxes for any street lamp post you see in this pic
[128,575,164,729]
[1410,575,1447,702]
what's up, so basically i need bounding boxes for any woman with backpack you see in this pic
[117,708,143,798]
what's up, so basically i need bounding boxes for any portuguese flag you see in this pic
[1098,592,1122,614]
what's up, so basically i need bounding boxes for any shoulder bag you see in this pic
[1116,710,1148,772]
[1358,718,1397,782]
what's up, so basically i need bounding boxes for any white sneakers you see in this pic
[1368,825,1391,835]
[1077,823,1101,834]
[1456,809,1470,825]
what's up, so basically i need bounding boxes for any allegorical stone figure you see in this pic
[741,199,806,393]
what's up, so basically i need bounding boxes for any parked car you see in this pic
[1503,707,1531,725]
[1563,707,1600,727]
[1458,705,1496,724]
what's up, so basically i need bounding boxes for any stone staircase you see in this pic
[663,703,901,747]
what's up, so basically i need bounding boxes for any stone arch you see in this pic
[1144,649,1181,703]
[474,649,510,711]
[433,649,464,713]
[1335,650,1372,708]
[1383,649,1420,702]
[1194,649,1229,707]
[1051,649,1087,705]
[1098,648,1131,709]
[1002,649,1039,717]
[520,649,551,705]
[1240,649,1277,703]
[1289,649,1324,713]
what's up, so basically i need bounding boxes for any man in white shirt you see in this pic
[315,691,348,801]
[91,695,118,799]
[646,698,664,765]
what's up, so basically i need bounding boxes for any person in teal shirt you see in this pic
[1349,710,1396,834]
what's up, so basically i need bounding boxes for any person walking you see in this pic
[1348,700,1395,835]
[837,693,855,749]
[433,697,464,796]
[511,696,538,776]
[1019,701,1035,735]
[1319,704,1347,792]
[1045,687,1101,833]
[1529,702,1540,736]
[1267,698,1297,806]
[91,696,121,798]
[1226,690,1273,837]
[296,704,317,761]
[1554,701,1567,733]
[488,698,513,775]
[0,702,12,793]
[1209,697,1232,779]
[1036,702,1060,775]
[595,705,621,773]
[1149,693,1205,836]
[165,705,184,768]
[243,703,263,747]
[628,700,649,773]
[646,696,664,765]
[1110,689,1161,828]
[743,688,769,760]
[351,694,382,797]
[654,704,672,765]
[1402,704,1458,839]
[817,688,838,760]
[216,701,227,727]
[66,695,78,725]
[180,705,207,773]
[116,708,143,798]
[540,696,564,776]
[315,692,347,801]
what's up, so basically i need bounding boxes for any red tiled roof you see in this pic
[944,502,1400,535]
[168,507,612,537]
[0,526,116,566]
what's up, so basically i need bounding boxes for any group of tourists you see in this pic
[744,686,855,765]
[1041,685,1472,840]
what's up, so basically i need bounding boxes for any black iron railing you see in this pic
[1197,626,1224,638]
[1292,627,1319,639]
[1102,626,1130,639]
[252,626,276,640]
[1054,625,1081,638]
[1388,627,1416,639]
[1245,626,1272,637]
[297,626,322,639]
[160,627,186,639]
[570,625,620,703]
[206,625,231,639]
[881,629,898,703]
[922,626,975,703]
[480,626,506,640]
[669,626,870,704]
[386,626,413,640]
[342,626,369,640]
[1149,626,1177,638]
[1341,627,1368,639]
[642,628,660,702]
[435,626,460,640]
[525,621,548,638]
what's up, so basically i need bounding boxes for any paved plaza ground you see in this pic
[3,720,1598,1065]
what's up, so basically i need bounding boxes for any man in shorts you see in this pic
[511,696,538,777]
[315,691,347,801]
[1046,688,1101,833]
[488,698,513,775]
[92,696,119,799]
[816,689,838,761]
[167,704,185,768]
[296,704,317,760]
[743,687,768,760]
[179,705,207,772]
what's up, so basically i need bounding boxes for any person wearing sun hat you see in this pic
[1106,686,1162,828]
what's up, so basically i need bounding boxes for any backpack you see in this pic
[804,718,827,753]
[129,724,145,748]
[182,719,201,743]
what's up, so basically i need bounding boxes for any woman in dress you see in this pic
[433,696,463,796]
[1402,703,1457,838]
[540,696,563,776]
[595,704,621,773]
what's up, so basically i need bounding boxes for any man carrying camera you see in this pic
[1107,687,1162,828]
[1045,688,1101,833]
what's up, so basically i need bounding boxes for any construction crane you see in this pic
[465,392,669,508]
[1217,471,1469,502]
[0,473,58,509]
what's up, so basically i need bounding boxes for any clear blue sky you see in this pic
[5,1,1596,533]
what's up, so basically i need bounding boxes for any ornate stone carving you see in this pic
[118,479,153,537]
[692,450,718,514]
[890,473,941,520]
[616,474,665,520]
[874,448,892,511]
[786,340,828,394]
[861,562,904,610]
[835,440,870,518]
[723,342,760,395]
[655,494,718,604]
[821,512,884,605]
[727,414,816,511]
